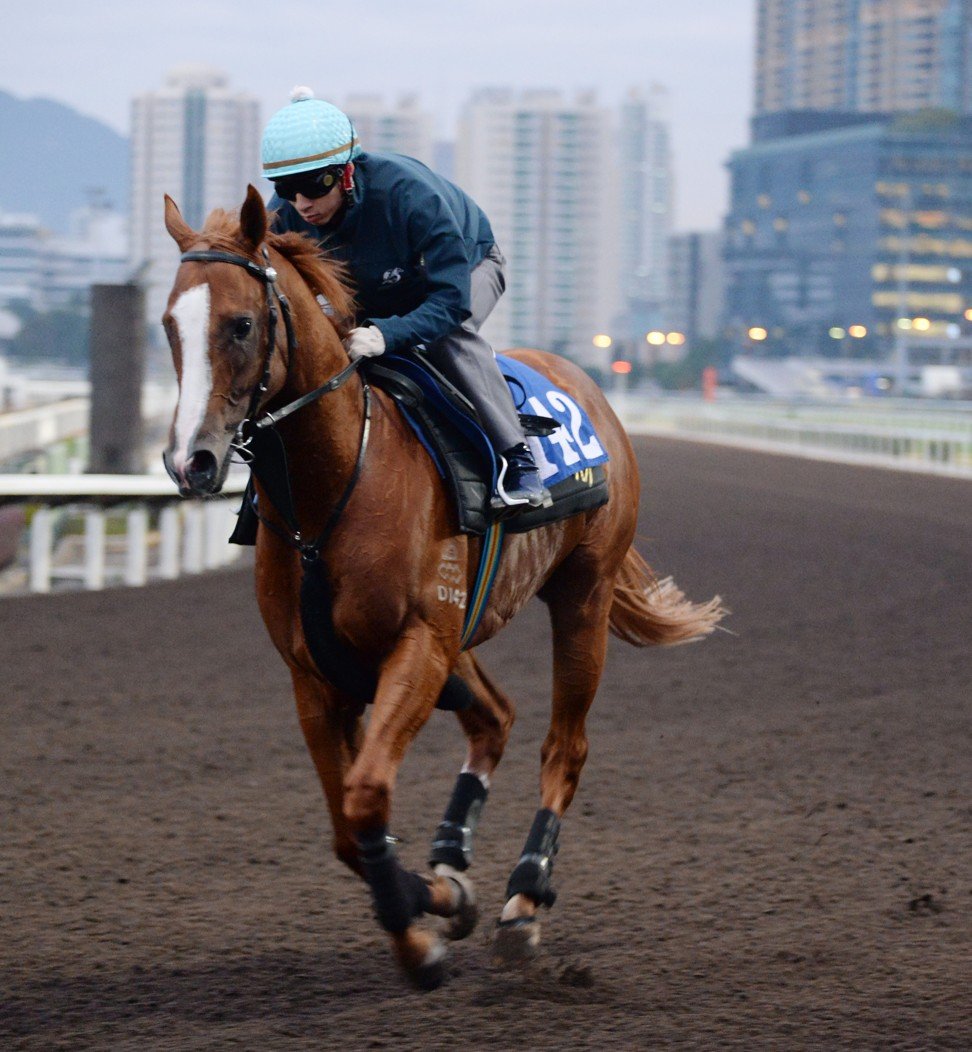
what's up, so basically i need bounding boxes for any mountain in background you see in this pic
[0,89,129,230]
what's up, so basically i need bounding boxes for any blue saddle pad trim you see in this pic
[497,355,610,488]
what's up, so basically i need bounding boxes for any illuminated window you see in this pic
[871,264,963,284]
[871,291,964,312]
[880,208,906,229]
[914,210,948,229]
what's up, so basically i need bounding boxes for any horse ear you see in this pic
[163,195,196,251]
[239,185,267,249]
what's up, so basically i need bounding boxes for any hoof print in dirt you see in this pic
[908,893,943,915]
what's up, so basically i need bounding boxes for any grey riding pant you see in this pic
[421,244,525,452]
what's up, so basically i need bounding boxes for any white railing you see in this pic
[0,381,177,468]
[0,474,246,595]
[609,395,972,478]
[0,398,89,465]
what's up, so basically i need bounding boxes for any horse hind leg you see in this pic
[428,650,515,941]
[494,571,613,965]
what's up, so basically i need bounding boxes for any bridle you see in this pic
[177,244,371,565]
[178,246,363,439]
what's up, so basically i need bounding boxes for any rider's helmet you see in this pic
[261,87,361,179]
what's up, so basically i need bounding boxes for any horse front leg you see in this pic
[428,651,515,941]
[495,574,613,965]
[342,623,467,990]
[290,668,364,873]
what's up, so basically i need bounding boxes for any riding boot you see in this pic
[491,442,551,511]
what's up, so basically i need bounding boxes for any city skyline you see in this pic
[4,0,753,232]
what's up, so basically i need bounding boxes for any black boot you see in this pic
[492,443,551,510]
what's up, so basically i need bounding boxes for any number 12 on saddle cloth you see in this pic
[497,354,610,486]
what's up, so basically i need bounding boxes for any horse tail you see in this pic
[609,546,725,647]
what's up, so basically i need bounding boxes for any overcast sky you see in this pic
[7,0,754,231]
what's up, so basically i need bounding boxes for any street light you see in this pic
[748,326,768,341]
[666,332,686,346]
[592,334,612,349]
[848,325,867,338]
[645,331,666,346]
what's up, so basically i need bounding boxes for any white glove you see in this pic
[345,326,386,360]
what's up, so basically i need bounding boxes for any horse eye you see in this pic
[232,317,253,340]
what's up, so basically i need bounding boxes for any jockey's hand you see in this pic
[345,326,385,360]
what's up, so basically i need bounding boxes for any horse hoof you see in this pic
[492,916,541,966]
[396,929,448,991]
[409,939,448,991]
[433,864,478,941]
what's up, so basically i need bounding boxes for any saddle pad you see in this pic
[366,353,610,535]
[497,355,610,489]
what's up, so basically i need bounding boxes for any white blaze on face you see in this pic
[171,282,212,471]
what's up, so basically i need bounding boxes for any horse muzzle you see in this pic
[163,446,226,498]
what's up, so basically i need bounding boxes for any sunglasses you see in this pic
[273,166,344,202]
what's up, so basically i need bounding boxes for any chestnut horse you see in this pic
[162,187,724,989]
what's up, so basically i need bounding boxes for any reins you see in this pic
[179,244,368,563]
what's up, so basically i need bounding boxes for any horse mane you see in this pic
[197,208,356,337]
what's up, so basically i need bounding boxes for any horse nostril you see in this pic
[185,450,219,491]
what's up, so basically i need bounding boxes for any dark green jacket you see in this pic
[268,151,495,351]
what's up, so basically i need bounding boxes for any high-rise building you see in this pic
[0,208,128,312]
[668,231,726,345]
[755,0,972,117]
[344,94,434,166]
[723,112,972,363]
[618,86,673,329]
[129,66,261,337]
[456,89,620,363]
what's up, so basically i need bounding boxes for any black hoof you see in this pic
[404,938,448,991]
[434,864,478,941]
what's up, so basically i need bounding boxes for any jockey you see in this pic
[260,88,548,511]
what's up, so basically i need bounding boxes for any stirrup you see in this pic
[490,454,551,511]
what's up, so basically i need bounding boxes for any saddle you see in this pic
[361,351,609,535]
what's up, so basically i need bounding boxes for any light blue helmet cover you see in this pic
[261,87,361,178]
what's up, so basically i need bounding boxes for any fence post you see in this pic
[29,507,54,593]
[125,506,149,586]
[182,503,204,574]
[203,502,226,569]
[158,504,180,579]
[84,508,106,590]
[222,504,240,565]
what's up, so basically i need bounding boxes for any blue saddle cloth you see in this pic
[364,352,610,535]
[497,354,610,487]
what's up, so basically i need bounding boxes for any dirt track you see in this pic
[2,437,970,1050]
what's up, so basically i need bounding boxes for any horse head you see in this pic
[161,186,283,497]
